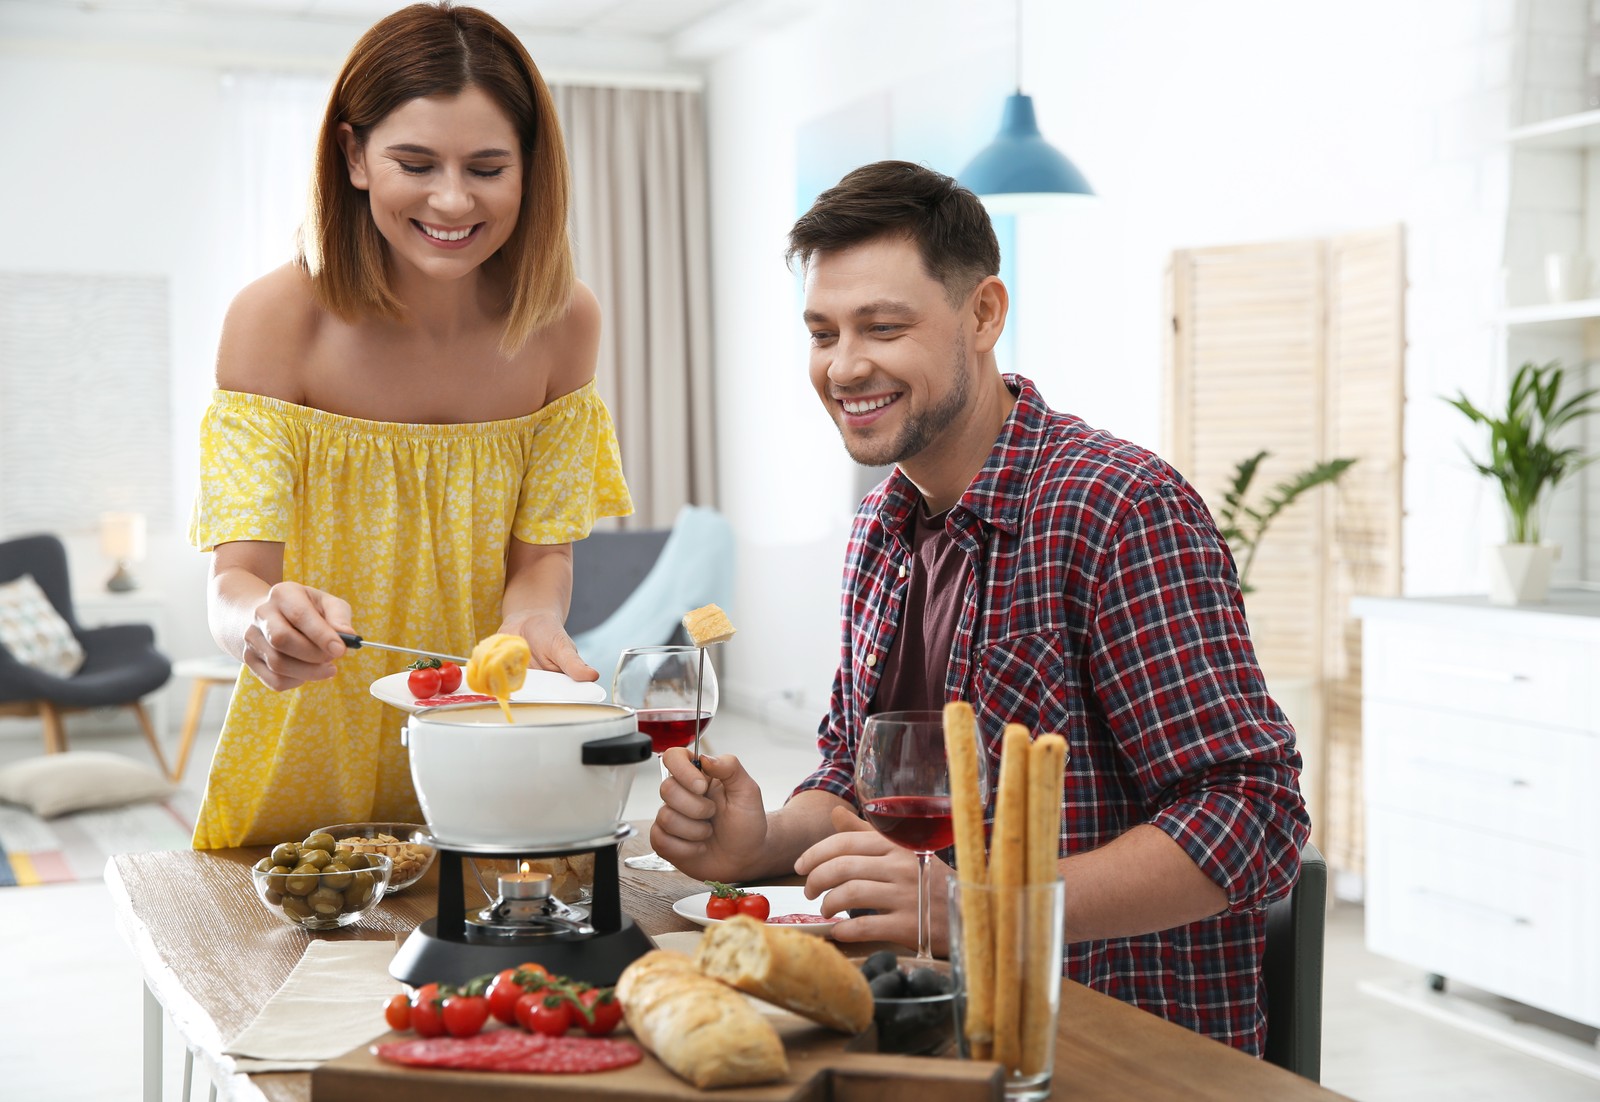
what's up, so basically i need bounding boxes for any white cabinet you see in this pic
[1354,592,1600,1029]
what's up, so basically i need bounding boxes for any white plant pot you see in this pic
[1486,543,1559,605]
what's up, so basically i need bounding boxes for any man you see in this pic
[650,160,1308,1055]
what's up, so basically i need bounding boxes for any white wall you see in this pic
[707,0,1522,725]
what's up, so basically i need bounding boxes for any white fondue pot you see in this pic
[403,701,651,848]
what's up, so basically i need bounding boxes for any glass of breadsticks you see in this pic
[945,702,1068,1099]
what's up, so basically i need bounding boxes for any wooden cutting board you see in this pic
[310,1012,1003,1102]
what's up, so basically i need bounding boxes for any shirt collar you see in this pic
[873,374,1046,539]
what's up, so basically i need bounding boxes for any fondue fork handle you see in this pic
[691,646,707,768]
[337,633,469,665]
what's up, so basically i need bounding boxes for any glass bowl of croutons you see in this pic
[313,822,436,894]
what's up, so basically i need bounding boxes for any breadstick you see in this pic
[989,723,1031,1073]
[943,701,992,1051]
[1021,732,1067,1077]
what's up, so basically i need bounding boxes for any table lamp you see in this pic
[101,511,147,593]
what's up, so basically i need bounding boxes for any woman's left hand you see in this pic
[794,805,953,956]
[500,610,599,682]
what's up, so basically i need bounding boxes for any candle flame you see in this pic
[519,860,531,875]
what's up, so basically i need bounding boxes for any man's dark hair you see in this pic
[786,160,1001,305]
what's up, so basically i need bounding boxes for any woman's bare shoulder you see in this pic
[215,264,323,400]
[537,279,601,401]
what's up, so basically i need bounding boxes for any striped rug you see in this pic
[0,800,191,886]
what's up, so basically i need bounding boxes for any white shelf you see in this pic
[1497,298,1600,327]
[1506,109,1600,149]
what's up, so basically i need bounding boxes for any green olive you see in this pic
[284,864,320,896]
[343,852,372,871]
[266,865,292,894]
[300,849,332,870]
[281,895,315,920]
[346,871,375,910]
[308,887,344,915]
[253,856,273,873]
[270,842,300,867]
[264,888,284,905]
[334,844,353,859]
[301,832,337,854]
[322,862,353,891]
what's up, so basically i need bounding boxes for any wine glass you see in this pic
[612,644,719,872]
[855,710,984,960]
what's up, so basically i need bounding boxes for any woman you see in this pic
[188,2,631,848]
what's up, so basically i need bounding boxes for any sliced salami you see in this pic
[375,1029,642,1074]
[767,913,837,924]
[413,693,499,707]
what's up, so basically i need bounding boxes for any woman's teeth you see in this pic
[842,395,896,414]
[419,223,474,242]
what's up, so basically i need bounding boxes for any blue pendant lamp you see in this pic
[958,2,1093,213]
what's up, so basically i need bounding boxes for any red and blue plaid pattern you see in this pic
[795,375,1309,1055]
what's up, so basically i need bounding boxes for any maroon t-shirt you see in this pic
[869,504,968,714]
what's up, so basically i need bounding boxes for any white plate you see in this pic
[672,885,841,937]
[369,669,607,714]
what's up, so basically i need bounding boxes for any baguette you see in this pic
[944,701,994,1052]
[695,915,873,1034]
[682,603,737,646]
[1022,732,1067,1076]
[614,949,788,1089]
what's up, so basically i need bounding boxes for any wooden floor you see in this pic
[1,708,1596,1101]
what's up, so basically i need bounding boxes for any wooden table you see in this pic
[108,830,1350,1102]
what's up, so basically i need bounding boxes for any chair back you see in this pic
[569,527,674,636]
[1262,841,1326,1081]
[0,533,79,632]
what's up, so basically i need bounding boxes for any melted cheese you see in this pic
[465,633,531,722]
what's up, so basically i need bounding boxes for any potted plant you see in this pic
[1445,360,1598,604]
[1216,451,1358,595]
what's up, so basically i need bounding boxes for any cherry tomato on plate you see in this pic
[736,893,771,922]
[410,983,446,1038]
[577,988,623,1036]
[705,895,737,920]
[407,665,442,698]
[436,661,463,694]
[383,992,412,1032]
[442,993,491,1038]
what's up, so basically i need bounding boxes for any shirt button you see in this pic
[898,564,907,579]
[865,654,877,668]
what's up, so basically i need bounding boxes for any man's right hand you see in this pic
[649,748,770,881]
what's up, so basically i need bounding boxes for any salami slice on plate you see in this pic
[411,693,499,708]
[374,1029,642,1074]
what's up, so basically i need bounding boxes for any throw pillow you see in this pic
[0,751,175,818]
[0,574,85,677]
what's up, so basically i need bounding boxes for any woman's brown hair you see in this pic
[300,1,572,354]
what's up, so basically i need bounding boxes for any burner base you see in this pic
[390,915,655,988]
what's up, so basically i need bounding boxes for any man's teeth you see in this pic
[419,224,474,242]
[842,395,896,414]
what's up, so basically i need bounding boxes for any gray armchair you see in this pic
[0,533,174,776]
[1263,841,1327,1081]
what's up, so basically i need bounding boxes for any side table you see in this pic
[171,655,241,782]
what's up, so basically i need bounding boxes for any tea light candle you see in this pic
[498,868,552,901]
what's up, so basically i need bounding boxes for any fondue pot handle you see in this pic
[581,730,652,765]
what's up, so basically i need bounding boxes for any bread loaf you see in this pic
[695,915,873,1034]
[614,949,788,1089]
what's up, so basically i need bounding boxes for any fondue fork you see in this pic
[337,633,469,665]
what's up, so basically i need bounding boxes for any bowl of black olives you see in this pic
[858,950,958,1056]
[250,832,393,930]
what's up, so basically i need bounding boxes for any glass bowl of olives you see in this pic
[250,832,393,930]
[313,822,436,894]
[858,951,958,1056]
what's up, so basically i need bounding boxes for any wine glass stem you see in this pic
[915,851,933,960]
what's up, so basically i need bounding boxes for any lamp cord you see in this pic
[1015,0,1024,94]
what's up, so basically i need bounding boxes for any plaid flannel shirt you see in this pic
[795,375,1309,1055]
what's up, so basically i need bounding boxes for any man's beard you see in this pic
[839,339,970,468]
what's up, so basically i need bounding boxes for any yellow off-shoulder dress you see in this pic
[187,383,632,849]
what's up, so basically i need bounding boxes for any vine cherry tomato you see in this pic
[442,993,491,1038]
[705,895,736,920]
[407,665,442,698]
[486,969,525,1025]
[383,992,412,1032]
[410,983,446,1038]
[521,993,573,1036]
[577,988,623,1036]
[436,661,463,694]
[736,893,771,922]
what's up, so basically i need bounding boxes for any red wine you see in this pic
[636,709,712,754]
[862,795,954,852]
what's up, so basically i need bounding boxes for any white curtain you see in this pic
[554,84,716,528]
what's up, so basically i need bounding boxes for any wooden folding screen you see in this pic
[1165,226,1405,879]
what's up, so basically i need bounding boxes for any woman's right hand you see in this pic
[241,581,354,691]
